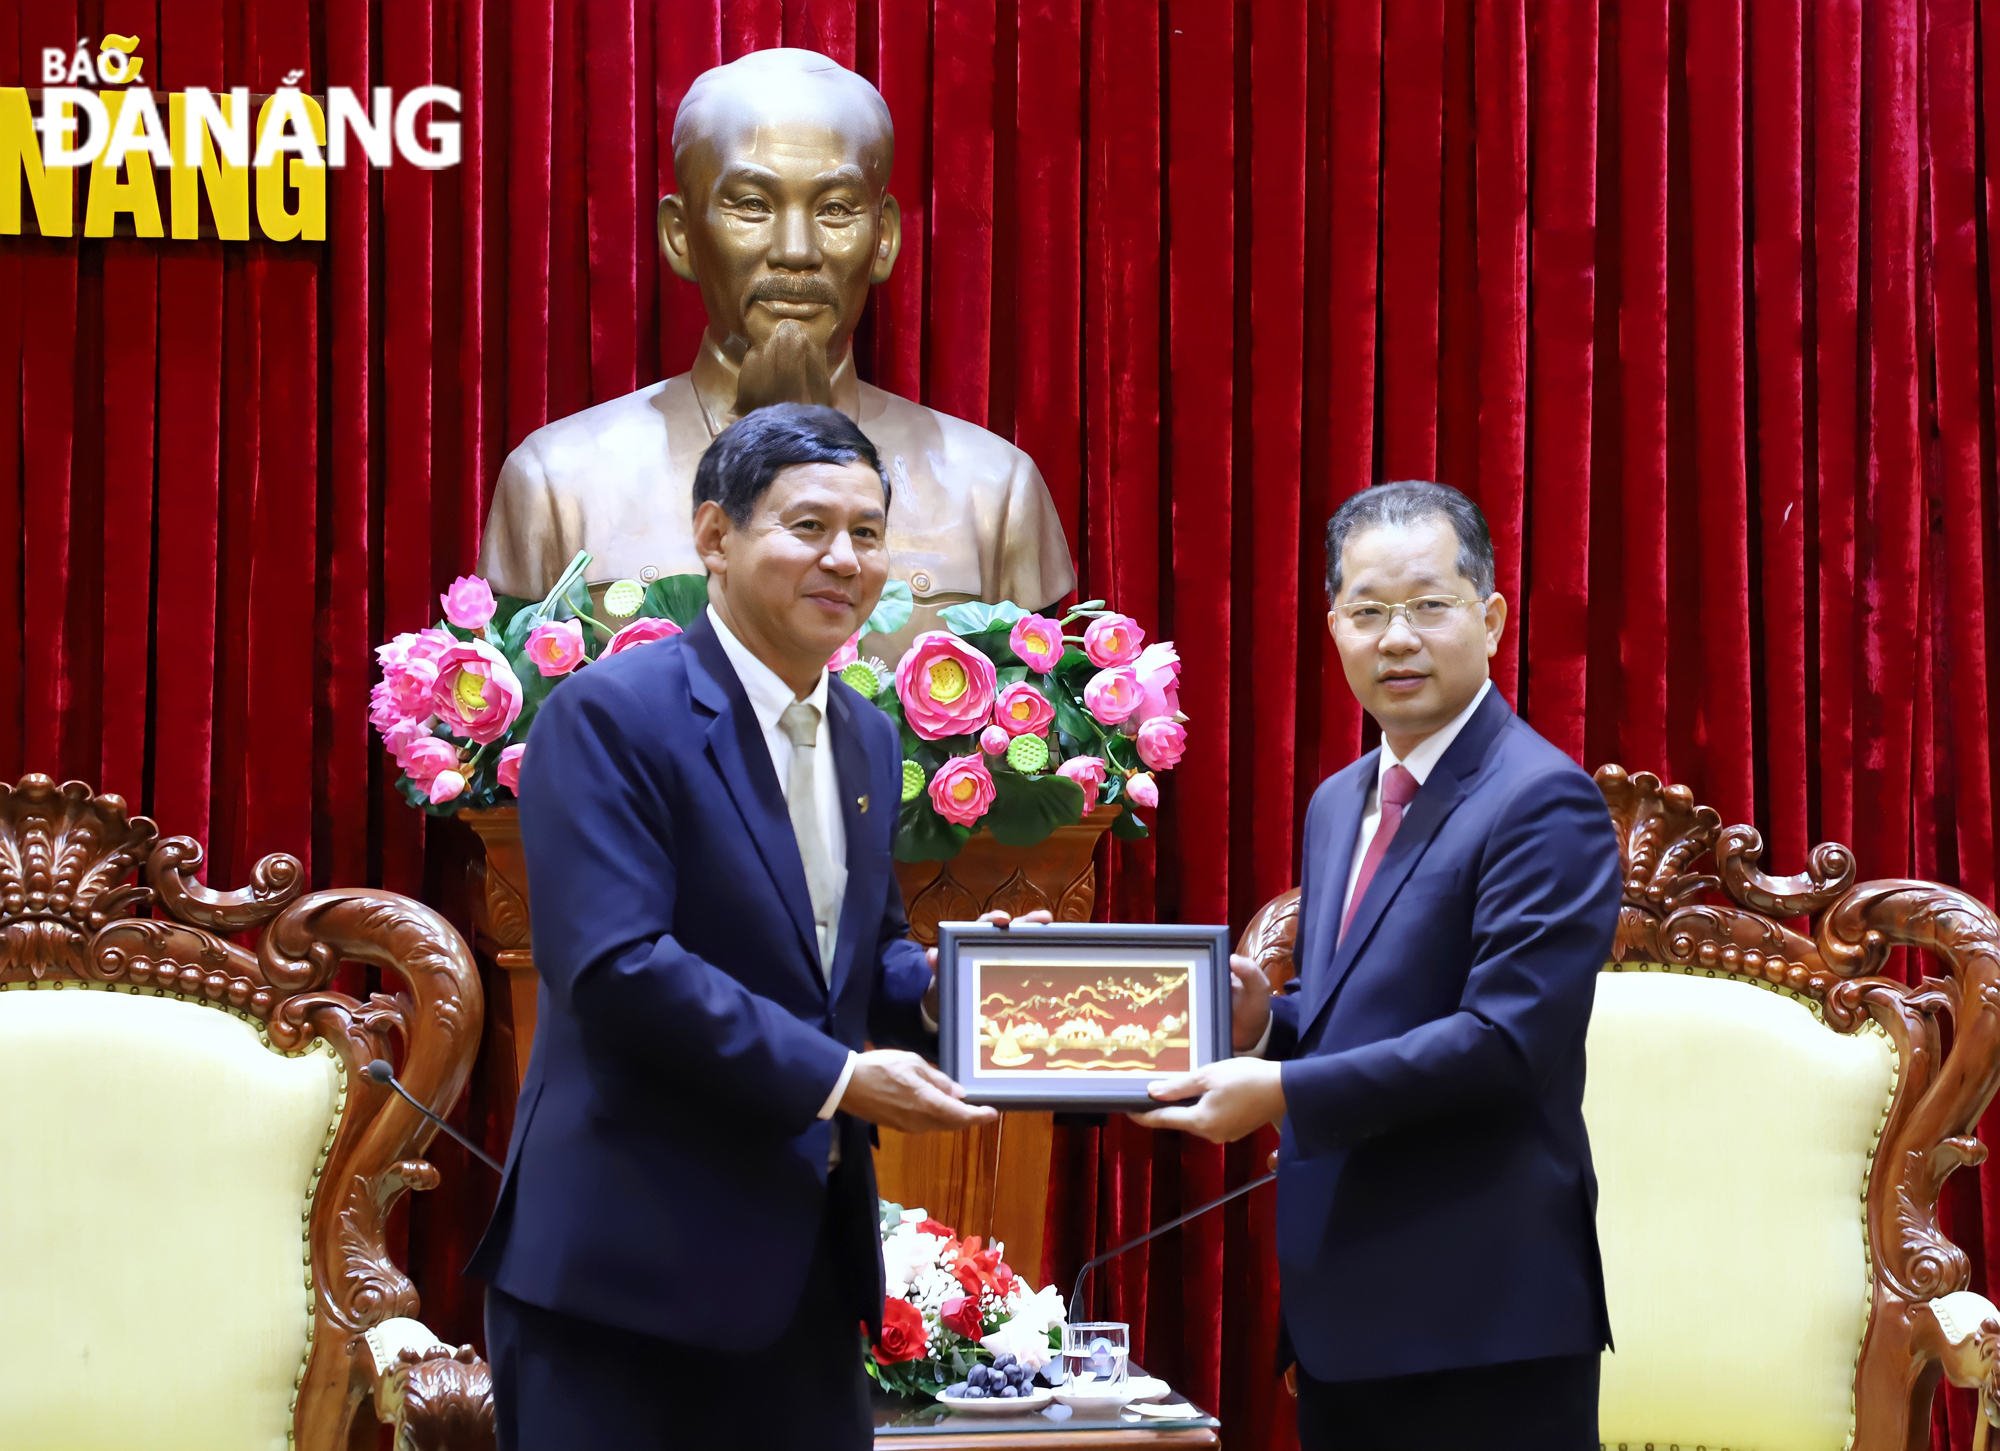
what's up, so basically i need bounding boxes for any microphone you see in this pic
[1069,1170,1276,1320]
[363,1059,504,1174]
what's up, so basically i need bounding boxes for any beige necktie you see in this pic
[779,701,839,982]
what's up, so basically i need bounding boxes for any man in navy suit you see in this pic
[1136,481,1621,1449]
[470,404,1001,1450]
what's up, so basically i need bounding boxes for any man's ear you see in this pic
[1483,593,1509,659]
[693,499,732,574]
[871,194,903,286]
[659,194,698,284]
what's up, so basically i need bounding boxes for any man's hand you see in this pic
[1128,1057,1286,1145]
[923,908,1054,1022]
[841,1049,999,1133]
[1229,952,1272,1052]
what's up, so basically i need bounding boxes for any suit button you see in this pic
[911,571,932,593]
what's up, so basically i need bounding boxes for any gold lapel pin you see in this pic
[857,795,870,814]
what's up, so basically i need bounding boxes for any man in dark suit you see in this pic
[469,403,999,1450]
[1135,481,1621,1449]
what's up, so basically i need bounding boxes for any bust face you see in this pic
[661,57,901,371]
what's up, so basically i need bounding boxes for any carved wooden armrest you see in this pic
[363,1318,495,1451]
[1918,1293,2000,1431]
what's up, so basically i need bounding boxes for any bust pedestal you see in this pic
[457,805,1122,1288]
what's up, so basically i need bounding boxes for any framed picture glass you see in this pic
[934,922,1234,1111]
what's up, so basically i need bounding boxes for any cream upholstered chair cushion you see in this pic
[1587,966,1896,1451]
[0,980,343,1451]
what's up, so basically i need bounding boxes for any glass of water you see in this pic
[1060,1322,1130,1385]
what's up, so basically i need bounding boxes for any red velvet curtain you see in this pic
[5,1,2000,1447]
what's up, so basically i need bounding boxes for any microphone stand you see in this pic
[364,1059,504,1174]
[1069,1171,1276,1322]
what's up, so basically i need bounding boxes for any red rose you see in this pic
[916,1218,956,1240]
[953,1260,986,1298]
[940,1294,984,1343]
[993,1260,1017,1296]
[874,1297,927,1364]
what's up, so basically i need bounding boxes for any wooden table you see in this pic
[872,1391,1220,1448]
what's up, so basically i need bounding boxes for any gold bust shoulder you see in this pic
[476,47,1075,662]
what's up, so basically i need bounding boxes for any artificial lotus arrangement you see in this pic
[370,550,1187,859]
[853,600,1184,861]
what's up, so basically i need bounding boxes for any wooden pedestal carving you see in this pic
[460,808,538,1086]
[457,804,1118,1287]
[879,806,1121,1282]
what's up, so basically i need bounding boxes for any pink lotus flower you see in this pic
[431,640,524,745]
[381,717,431,760]
[376,626,458,670]
[1136,717,1187,771]
[1126,771,1160,809]
[370,628,458,733]
[994,682,1055,738]
[1133,641,1181,723]
[603,616,683,656]
[428,770,467,805]
[496,743,526,794]
[439,575,497,631]
[1083,666,1143,726]
[369,666,435,733]
[980,724,1011,756]
[1056,755,1108,809]
[1083,613,1144,668]
[395,733,461,788]
[1009,614,1065,673]
[525,618,586,676]
[929,754,996,827]
[829,630,862,672]
[896,632,999,740]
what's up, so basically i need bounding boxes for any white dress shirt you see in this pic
[707,607,856,1120]
[1340,677,1492,922]
[1242,677,1493,1060]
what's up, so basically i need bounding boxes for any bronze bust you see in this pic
[476,47,1075,661]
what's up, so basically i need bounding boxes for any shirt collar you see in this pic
[1378,678,1493,789]
[706,604,830,731]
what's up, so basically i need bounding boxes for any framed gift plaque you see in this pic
[935,923,1234,1111]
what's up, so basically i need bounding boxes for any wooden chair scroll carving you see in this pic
[0,775,496,1451]
[1234,764,2000,1451]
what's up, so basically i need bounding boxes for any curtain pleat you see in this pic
[13,2,2000,1445]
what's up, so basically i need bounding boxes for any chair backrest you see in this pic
[0,775,483,1451]
[1235,765,2000,1451]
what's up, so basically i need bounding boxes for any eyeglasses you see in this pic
[1333,594,1486,637]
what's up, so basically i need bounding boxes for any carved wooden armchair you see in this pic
[1236,766,2000,1451]
[0,776,496,1451]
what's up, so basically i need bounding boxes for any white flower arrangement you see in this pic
[866,1203,1069,1401]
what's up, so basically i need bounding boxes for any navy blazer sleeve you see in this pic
[517,666,853,1138]
[1278,767,1621,1158]
[865,714,935,1054]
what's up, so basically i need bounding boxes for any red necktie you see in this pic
[1341,764,1419,939]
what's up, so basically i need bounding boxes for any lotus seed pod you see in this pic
[901,760,925,802]
[1006,735,1050,774]
[603,579,645,618]
[841,660,882,697]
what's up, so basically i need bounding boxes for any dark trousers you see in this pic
[486,1195,873,1451]
[1295,1353,1599,1451]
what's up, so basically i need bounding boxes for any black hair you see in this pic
[1324,480,1496,601]
[693,403,889,525]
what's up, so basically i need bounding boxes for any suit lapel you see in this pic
[1300,687,1514,1037]
[824,685,875,1003]
[686,614,824,978]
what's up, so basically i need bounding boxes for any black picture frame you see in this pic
[934,921,1234,1111]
